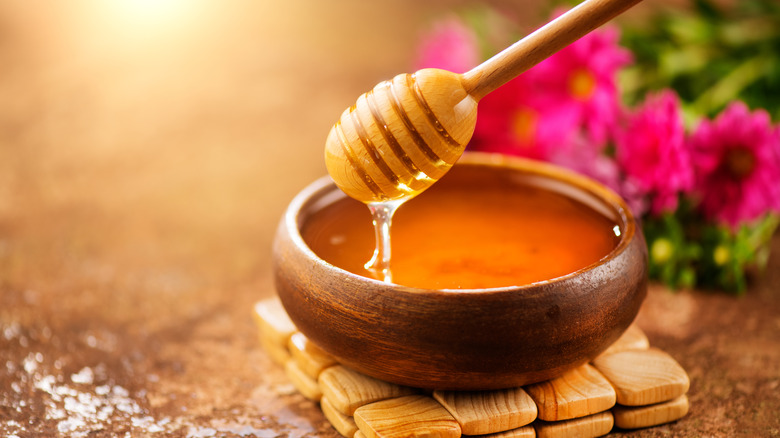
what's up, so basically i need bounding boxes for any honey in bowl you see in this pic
[303,162,621,289]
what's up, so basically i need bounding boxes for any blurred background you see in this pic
[0,0,566,297]
[0,0,490,326]
[0,1,555,435]
[1,1,777,437]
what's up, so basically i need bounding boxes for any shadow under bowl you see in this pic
[273,152,647,390]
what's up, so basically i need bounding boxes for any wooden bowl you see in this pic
[273,153,647,390]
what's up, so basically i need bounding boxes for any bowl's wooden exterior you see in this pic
[273,153,647,390]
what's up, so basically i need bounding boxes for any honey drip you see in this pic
[364,200,404,283]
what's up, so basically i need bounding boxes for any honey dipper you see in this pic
[325,0,642,204]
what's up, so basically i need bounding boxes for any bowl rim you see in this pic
[283,151,637,295]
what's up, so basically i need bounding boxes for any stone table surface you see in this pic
[1,1,778,437]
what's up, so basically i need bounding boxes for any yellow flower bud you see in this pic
[713,245,731,266]
[651,238,674,264]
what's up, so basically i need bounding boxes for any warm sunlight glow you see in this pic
[94,0,209,45]
[107,0,191,25]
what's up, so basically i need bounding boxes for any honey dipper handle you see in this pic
[461,0,642,100]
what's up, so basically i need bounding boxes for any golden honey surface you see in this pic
[303,165,620,289]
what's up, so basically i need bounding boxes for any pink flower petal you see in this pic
[689,101,780,229]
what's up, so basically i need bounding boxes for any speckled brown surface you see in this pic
[1,1,778,437]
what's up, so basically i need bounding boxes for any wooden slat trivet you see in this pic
[253,299,296,346]
[289,332,338,378]
[596,323,650,358]
[591,348,690,406]
[432,387,537,435]
[469,425,536,437]
[254,297,691,438]
[321,396,359,438]
[254,299,296,366]
[285,359,323,402]
[534,411,614,438]
[319,365,418,416]
[355,395,461,438]
[259,335,290,366]
[612,394,690,429]
[525,364,615,421]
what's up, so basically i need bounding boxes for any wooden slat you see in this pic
[592,348,689,406]
[318,365,417,416]
[285,360,322,402]
[596,323,650,358]
[433,387,537,435]
[613,395,689,429]
[288,332,337,378]
[253,298,296,346]
[533,411,613,438]
[468,425,535,438]
[252,300,691,436]
[321,396,358,438]
[354,395,461,438]
[260,334,291,366]
[525,364,616,421]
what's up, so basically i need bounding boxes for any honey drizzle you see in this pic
[364,199,405,283]
[341,75,473,281]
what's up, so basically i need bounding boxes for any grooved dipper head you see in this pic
[324,69,478,204]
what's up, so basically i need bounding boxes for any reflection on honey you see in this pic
[303,165,620,289]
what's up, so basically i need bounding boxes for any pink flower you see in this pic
[526,21,632,147]
[548,137,648,216]
[470,73,580,160]
[615,90,694,215]
[468,19,630,161]
[689,101,780,228]
[414,16,479,73]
